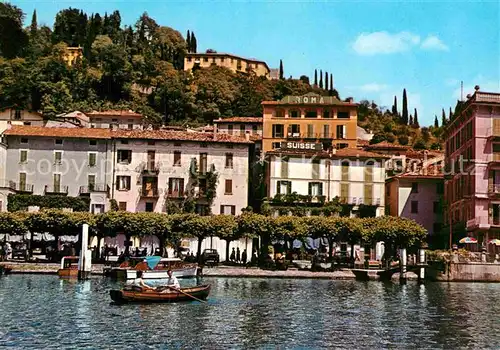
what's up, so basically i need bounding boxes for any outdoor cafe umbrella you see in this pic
[488,239,500,246]
[459,237,478,244]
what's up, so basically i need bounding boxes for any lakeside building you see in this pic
[265,146,388,217]
[184,52,272,79]
[0,126,252,215]
[444,88,500,251]
[262,93,358,153]
[385,164,444,246]
[0,109,45,132]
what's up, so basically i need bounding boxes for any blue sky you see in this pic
[11,0,500,126]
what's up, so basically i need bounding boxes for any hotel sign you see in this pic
[281,142,323,151]
[294,96,324,104]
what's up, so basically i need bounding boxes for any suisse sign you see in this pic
[281,142,323,151]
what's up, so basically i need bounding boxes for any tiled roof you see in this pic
[2,126,253,144]
[87,110,143,119]
[405,149,444,159]
[397,164,444,179]
[265,148,389,159]
[365,141,410,150]
[356,139,370,147]
[113,129,253,144]
[3,126,111,139]
[215,117,263,123]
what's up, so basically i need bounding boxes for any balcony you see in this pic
[287,132,301,139]
[141,163,160,175]
[14,183,34,193]
[167,191,185,199]
[140,187,159,198]
[79,184,110,196]
[44,185,69,195]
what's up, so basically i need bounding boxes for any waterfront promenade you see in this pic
[1,262,421,280]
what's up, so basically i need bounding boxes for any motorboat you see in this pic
[104,256,198,280]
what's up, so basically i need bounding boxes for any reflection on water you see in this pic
[0,275,499,349]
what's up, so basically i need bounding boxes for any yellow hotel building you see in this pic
[262,93,358,153]
[184,52,271,79]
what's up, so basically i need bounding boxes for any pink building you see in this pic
[444,88,500,250]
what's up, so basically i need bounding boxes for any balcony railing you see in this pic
[142,163,160,175]
[167,191,185,198]
[140,188,159,198]
[45,185,69,195]
[79,184,110,195]
[340,197,381,206]
[286,133,336,140]
[15,183,34,193]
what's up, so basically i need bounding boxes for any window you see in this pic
[204,57,209,62]
[239,125,245,135]
[88,153,97,167]
[272,124,284,138]
[322,110,331,119]
[53,173,61,192]
[145,202,154,212]
[337,111,350,119]
[187,57,192,62]
[24,122,31,126]
[199,178,207,195]
[341,161,349,181]
[89,140,97,146]
[225,179,233,194]
[225,153,233,169]
[433,201,440,214]
[411,182,418,193]
[228,125,234,134]
[411,201,418,214]
[277,180,291,195]
[336,125,345,139]
[272,142,281,149]
[275,109,285,118]
[308,182,323,196]
[323,125,330,138]
[19,150,27,163]
[174,151,182,166]
[305,109,317,118]
[19,172,27,192]
[55,139,63,145]
[281,157,288,178]
[290,110,300,118]
[88,175,96,191]
[199,153,208,174]
[20,138,28,144]
[220,205,236,215]
[307,124,314,138]
[252,125,258,133]
[118,202,127,211]
[117,150,132,164]
[116,176,131,190]
[112,119,118,124]
[364,184,373,204]
[336,143,348,149]
[289,124,300,136]
[437,182,444,194]
[54,151,62,164]
[312,159,320,179]
[168,178,185,196]
[196,204,210,216]
[13,110,22,120]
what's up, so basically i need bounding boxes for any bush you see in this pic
[398,135,409,145]
[7,194,90,212]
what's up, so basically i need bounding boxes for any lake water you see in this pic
[0,275,499,349]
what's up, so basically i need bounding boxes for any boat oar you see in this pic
[167,286,206,303]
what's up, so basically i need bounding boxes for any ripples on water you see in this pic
[0,275,499,349]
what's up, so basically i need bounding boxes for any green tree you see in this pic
[392,96,398,115]
[441,108,447,126]
[402,88,408,124]
[413,138,427,150]
[409,115,413,126]
[305,217,339,259]
[279,59,283,79]
[30,9,37,36]
[52,8,88,47]
[434,115,439,128]
[329,73,333,91]
[191,32,197,53]
[413,108,419,127]
[0,2,28,58]
[186,30,191,52]
[325,71,328,91]
[319,69,323,89]
[314,69,317,86]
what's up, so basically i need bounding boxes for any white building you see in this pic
[0,109,44,132]
[266,145,388,217]
[87,110,144,130]
[111,129,252,215]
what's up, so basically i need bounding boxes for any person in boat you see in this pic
[157,270,181,293]
[133,271,154,290]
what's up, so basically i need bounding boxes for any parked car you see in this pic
[201,249,219,265]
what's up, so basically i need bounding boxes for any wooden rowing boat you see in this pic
[110,284,211,304]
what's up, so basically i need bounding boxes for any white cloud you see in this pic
[352,31,421,55]
[358,83,389,92]
[421,35,449,51]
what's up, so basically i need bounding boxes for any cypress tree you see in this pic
[186,30,191,52]
[402,89,408,124]
[414,108,419,127]
[279,59,284,79]
[191,32,197,53]
[329,73,333,91]
[442,108,447,126]
[434,115,439,128]
[30,9,37,36]
[449,107,453,119]
[314,69,317,86]
[409,115,414,126]
[325,71,329,91]
[319,69,323,89]
[392,96,398,115]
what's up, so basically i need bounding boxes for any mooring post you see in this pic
[399,248,407,284]
[78,224,92,280]
[418,248,425,284]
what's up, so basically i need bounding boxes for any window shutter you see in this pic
[180,178,185,195]
[231,206,236,215]
[319,183,323,196]
[308,182,312,196]
[220,205,224,214]
[277,181,281,195]
[287,181,292,194]
[116,177,120,190]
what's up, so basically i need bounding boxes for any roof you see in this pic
[2,126,254,144]
[404,149,444,159]
[365,141,410,151]
[215,117,263,124]
[266,147,389,159]
[3,126,111,139]
[113,129,253,144]
[185,52,270,71]
[356,139,370,147]
[87,110,143,119]
[262,93,357,106]
[388,164,444,181]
